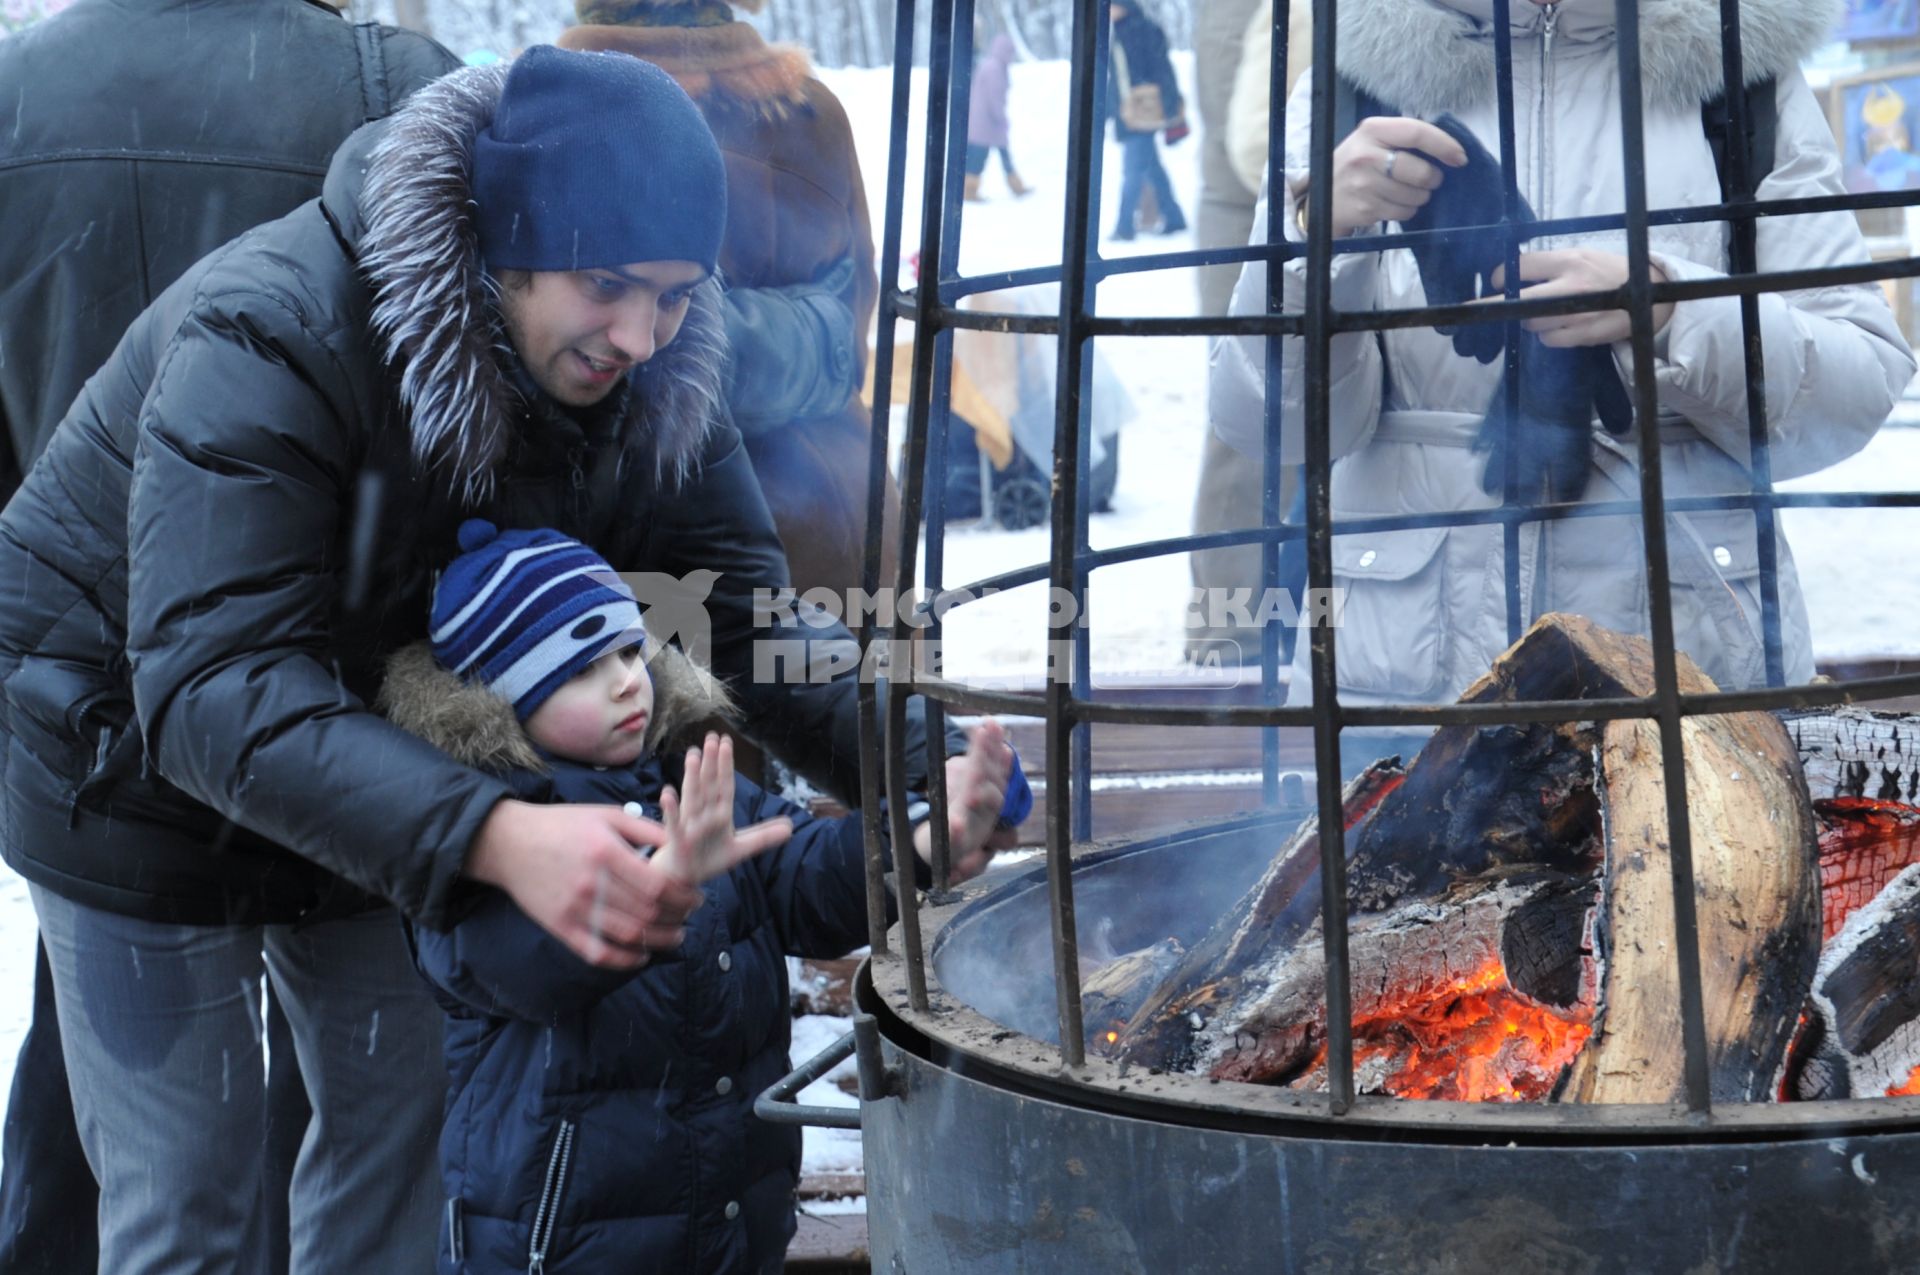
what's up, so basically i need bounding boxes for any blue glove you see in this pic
[998,749,1033,830]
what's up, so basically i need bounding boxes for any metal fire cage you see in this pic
[761,0,1920,1236]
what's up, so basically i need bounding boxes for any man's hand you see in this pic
[656,732,793,885]
[915,719,1015,886]
[1489,250,1674,347]
[464,799,700,969]
[1316,116,1468,239]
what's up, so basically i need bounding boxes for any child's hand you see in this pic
[915,719,1015,886]
[655,733,793,885]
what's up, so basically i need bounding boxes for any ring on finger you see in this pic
[1382,148,1399,182]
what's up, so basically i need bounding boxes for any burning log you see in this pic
[1784,865,1920,1101]
[1111,613,1821,1105]
[1812,798,1920,942]
[1080,937,1186,1053]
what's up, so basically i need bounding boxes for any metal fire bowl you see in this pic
[858,811,1920,1272]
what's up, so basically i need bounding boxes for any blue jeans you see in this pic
[30,888,443,1275]
[1114,131,1185,235]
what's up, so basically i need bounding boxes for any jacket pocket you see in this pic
[528,1118,576,1275]
[1667,511,1779,690]
[3,657,130,791]
[1325,526,1451,700]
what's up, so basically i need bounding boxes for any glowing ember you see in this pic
[1296,957,1593,1103]
[1889,1065,1920,1098]
[1815,798,1920,941]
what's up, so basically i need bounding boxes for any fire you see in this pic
[1887,1065,1920,1098]
[1296,956,1593,1103]
[1105,1030,1118,1045]
[1816,798,1920,941]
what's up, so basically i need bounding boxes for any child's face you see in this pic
[524,642,656,768]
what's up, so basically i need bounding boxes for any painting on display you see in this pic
[1838,0,1920,44]
[1833,65,1920,194]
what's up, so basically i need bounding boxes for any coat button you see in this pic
[717,951,733,973]
[725,1201,741,1221]
[716,1076,734,1096]
[1712,545,1733,567]
[1357,549,1377,568]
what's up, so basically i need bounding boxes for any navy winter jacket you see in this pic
[412,748,870,1274]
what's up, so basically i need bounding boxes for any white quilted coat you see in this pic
[1210,0,1915,703]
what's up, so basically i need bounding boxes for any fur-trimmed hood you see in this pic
[1336,0,1841,118]
[377,636,734,775]
[346,64,728,502]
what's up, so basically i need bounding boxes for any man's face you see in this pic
[525,641,656,768]
[496,261,706,408]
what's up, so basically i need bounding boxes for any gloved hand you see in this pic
[1473,339,1635,502]
[1398,114,1517,364]
[1395,114,1635,499]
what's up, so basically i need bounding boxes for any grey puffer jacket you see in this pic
[1210,0,1915,703]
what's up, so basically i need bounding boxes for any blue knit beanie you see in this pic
[431,520,645,720]
[471,45,727,274]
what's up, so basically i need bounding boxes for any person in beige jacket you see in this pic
[1211,0,1915,704]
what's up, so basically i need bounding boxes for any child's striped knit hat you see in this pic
[430,520,645,719]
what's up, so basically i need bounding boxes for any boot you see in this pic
[964,173,985,202]
[1006,168,1032,197]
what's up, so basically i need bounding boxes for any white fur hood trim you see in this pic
[1334,0,1842,118]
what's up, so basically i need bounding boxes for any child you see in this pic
[388,520,1021,1274]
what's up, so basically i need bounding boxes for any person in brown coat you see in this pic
[561,0,891,606]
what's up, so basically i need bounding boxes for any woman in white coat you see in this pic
[1210,0,1915,704]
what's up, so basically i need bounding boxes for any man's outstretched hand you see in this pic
[465,799,701,969]
[915,719,1016,886]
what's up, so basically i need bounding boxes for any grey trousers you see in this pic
[30,887,443,1275]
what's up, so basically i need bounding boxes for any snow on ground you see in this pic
[1,51,1918,1196]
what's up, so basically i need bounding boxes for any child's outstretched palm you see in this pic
[653,733,793,885]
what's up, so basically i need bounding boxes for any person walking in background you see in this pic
[966,32,1030,201]
[0,3,458,1269]
[393,522,1019,1273]
[1107,0,1188,240]
[560,0,893,613]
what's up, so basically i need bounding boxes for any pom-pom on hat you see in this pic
[431,519,645,720]
[471,45,728,274]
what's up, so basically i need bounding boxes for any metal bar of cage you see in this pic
[1715,0,1788,690]
[1034,0,1114,1070]
[857,0,923,959]
[858,0,1920,1122]
[918,0,980,895]
[1302,0,1358,1115]
[1489,2,1526,646]
[880,0,965,1013]
[1257,1,1291,812]
[1615,0,1713,1112]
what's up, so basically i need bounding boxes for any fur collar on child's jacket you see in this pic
[377,638,734,774]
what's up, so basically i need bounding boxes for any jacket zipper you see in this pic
[1535,3,1558,224]
[527,1119,576,1275]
